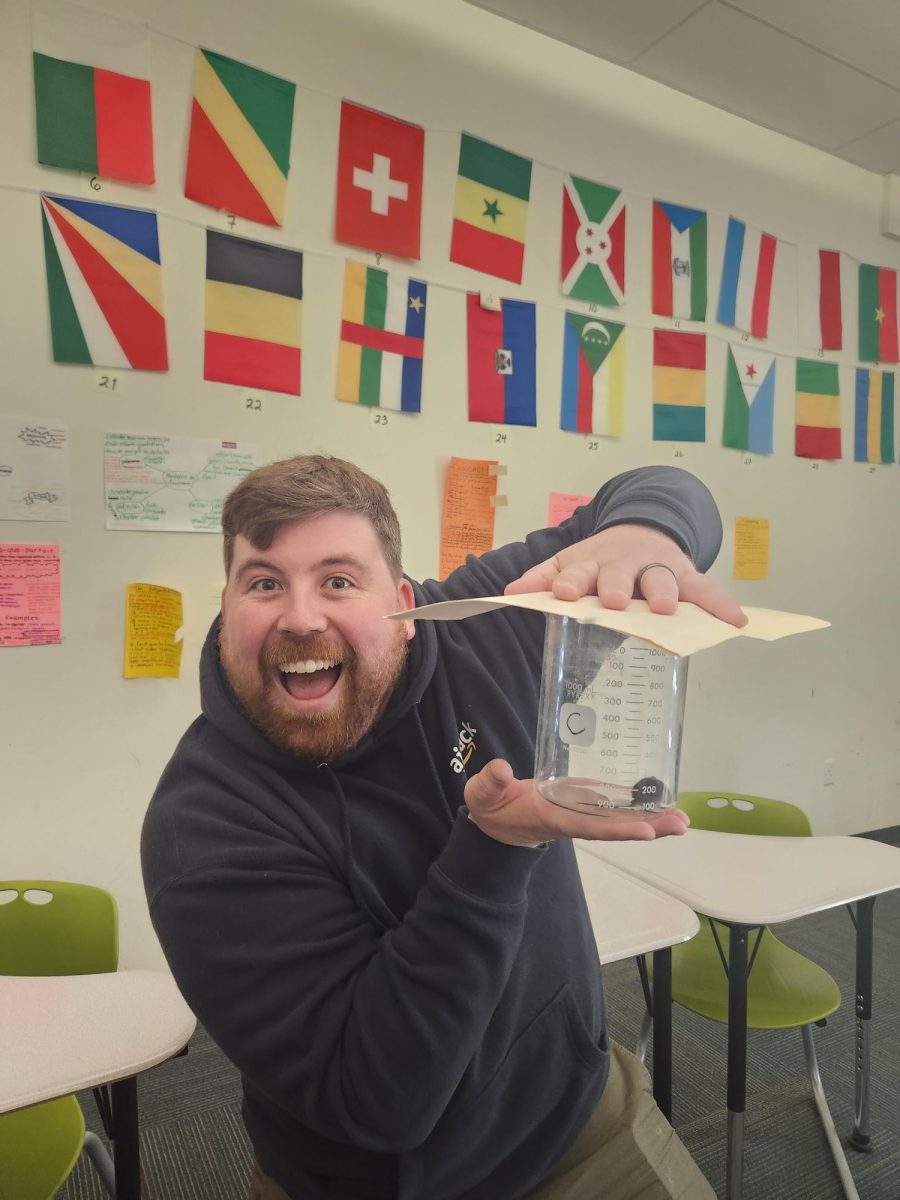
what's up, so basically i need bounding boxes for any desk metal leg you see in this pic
[850,897,876,1151]
[726,924,749,1200]
[651,947,673,1122]
[110,1077,141,1200]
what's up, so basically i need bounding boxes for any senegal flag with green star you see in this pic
[450,133,532,284]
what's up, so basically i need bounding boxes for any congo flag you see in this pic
[337,261,426,412]
[560,312,625,437]
[40,194,167,371]
[184,49,296,227]
[854,368,895,465]
[204,230,302,395]
[467,294,536,426]
[451,135,532,283]
[795,359,841,460]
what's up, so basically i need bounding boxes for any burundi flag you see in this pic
[854,368,895,465]
[858,264,899,363]
[795,359,841,460]
[450,135,532,284]
[467,294,536,426]
[653,330,705,443]
[560,176,625,306]
[722,344,775,454]
[652,201,707,321]
[184,49,296,228]
[717,216,777,339]
[337,261,426,412]
[560,313,625,437]
[32,0,153,184]
[204,230,302,395]
[40,194,167,371]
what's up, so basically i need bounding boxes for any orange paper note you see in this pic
[0,543,61,647]
[548,492,591,527]
[439,457,499,578]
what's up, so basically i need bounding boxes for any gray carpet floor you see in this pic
[59,889,900,1200]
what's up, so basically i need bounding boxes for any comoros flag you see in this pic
[560,312,625,437]
[561,176,625,306]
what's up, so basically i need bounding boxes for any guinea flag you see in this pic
[858,264,899,364]
[795,358,841,460]
[32,0,154,184]
[466,293,536,426]
[451,134,532,284]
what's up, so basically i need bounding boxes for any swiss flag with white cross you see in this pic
[335,101,424,260]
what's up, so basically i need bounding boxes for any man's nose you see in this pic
[275,588,329,635]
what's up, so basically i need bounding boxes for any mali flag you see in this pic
[337,261,426,412]
[858,264,899,364]
[467,294,535,426]
[204,230,302,396]
[560,313,625,437]
[185,49,296,228]
[40,194,167,371]
[795,359,841,460]
[32,0,153,184]
[854,368,895,465]
[653,330,706,442]
[451,135,532,284]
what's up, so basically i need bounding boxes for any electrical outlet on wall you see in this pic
[823,759,836,786]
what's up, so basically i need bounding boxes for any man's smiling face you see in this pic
[219,511,415,761]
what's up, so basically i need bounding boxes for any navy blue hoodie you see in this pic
[141,466,722,1200]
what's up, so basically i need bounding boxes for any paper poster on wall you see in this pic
[0,418,70,522]
[548,493,590,527]
[336,260,426,412]
[104,432,255,532]
[560,176,625,306]
[854,368,895,465]
[32,0,154,183]
[439,458,499,579]
[0,544,61,647]
[335,101,424,259]
[467,293,536,426]
[716,216,777,339]
[184,48,295,227]
[733,517,769,581]
[651,200,707,321]
[560,312,624,437]
[40,194,168,371]
[124,583,183,678]
[450,134,531,284]
[722,345,775,455]
[652,330,706,442]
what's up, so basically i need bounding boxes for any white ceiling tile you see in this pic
[633,4,900,151]
[462,0,709,65]
[724,0,900,87]
[837,119,900,175]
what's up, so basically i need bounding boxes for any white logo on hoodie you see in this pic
[449,721,477,774]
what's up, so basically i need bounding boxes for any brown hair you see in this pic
[221,455,403,579]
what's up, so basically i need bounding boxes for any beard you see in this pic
[220,625,410,762]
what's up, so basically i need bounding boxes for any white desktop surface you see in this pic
[574,847,699,963]
[0,969,197,1113]
[577,829,900,925]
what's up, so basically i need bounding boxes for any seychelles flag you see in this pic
[560,176,625,306]
[560,312,624,437]
[858,264,899,364]
[795,359,841,460]
[652,200,707,321]
[467,294,535,426]
[854,368,895,464]
[451,135,532,284]
[717,216,777,339]
[336,261,426,412]
[32,0,154,184]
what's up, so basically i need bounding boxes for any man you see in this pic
[142,455,744,1200]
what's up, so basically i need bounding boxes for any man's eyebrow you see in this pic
[234,557,282,581]
[318,554,370,574]
[233,554,371,580]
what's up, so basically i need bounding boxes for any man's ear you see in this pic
[398,578,416,640]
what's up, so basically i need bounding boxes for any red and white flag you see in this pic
[798,247,844,352]
[335,101,424,260]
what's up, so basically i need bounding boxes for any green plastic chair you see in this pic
[647,794,856,1199]
[0,881,119,1200]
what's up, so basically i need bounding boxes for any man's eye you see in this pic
[327,576,352,590]
[251,578,281,592]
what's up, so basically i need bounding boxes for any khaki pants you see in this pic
[249,1043,714,1200]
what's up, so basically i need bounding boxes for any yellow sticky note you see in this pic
[733,517,770,581]
[124,583,184,678]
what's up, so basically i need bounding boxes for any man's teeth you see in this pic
[281,660,338,674]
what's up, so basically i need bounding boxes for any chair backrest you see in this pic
[677,792,812,837]
[0,880,118,976]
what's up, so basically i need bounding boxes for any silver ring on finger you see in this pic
[635,562,678,597]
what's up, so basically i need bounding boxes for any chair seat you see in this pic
[670,919,841,1028]
[0,1096,85,1200]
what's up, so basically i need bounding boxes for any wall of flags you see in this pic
[3,0,900,930]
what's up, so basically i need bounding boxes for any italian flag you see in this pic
[858,264,899,364]
[450,134,532,284]
[32,0,154,184]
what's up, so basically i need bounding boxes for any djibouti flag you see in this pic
[450,134,531,283]
[337,261,426,412]
[560,312,625,436]
[722,344,775,454]
[561,176,625,306]
[854,368,895,464]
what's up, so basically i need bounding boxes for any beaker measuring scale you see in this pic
[534,614,688,815]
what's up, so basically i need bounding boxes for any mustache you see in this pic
[262,633,350,671]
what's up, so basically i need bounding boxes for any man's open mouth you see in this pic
[279,659,343,701]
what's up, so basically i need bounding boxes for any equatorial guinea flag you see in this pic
[858,264,899,363]
[653,330,706,443]
[560,176,625,306]
[652,200,707,321]
[467,294,536,426]
[560,312,625,437]
[854,368,895,465]
[451,135,532,283]
[795,359,841,460]
[337,261,427,412]
[32,0,154,184]
[722,344,775,454]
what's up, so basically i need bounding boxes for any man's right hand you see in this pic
[464,759,690,848]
